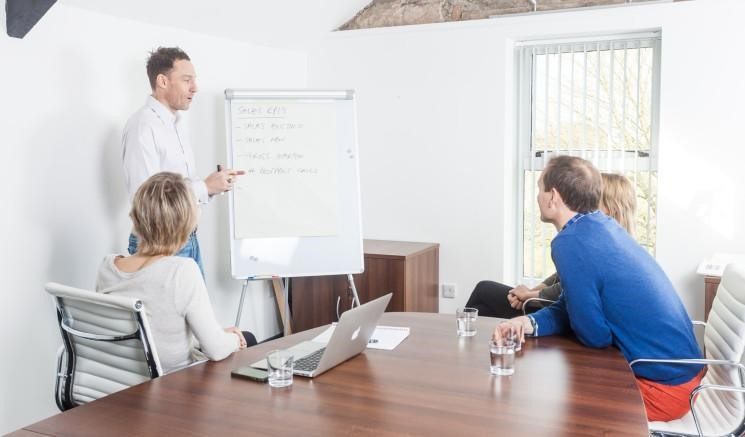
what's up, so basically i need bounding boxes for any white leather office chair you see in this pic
[630,262,745,436]
[46,282,163,411]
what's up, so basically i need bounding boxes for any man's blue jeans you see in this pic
[128,232,205,278]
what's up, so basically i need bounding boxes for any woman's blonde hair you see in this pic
[130,172,197,256]
[600,173,637,235]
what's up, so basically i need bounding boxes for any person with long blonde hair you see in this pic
[600,172,636,237]
[96,172,249,373]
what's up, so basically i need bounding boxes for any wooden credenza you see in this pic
[704,275,721,321]
[290,239,439,332]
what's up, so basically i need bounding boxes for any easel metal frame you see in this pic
[234,274,360,337]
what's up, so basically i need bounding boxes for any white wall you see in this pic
[309,0,745,317]
[0,4,306,433]
[310,23,509,316]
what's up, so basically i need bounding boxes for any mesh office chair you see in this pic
[46,282,163,411]
[630,262,745,436]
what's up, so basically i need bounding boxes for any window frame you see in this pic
[514,31,662,284]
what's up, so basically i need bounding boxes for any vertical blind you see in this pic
[516,32,661,282]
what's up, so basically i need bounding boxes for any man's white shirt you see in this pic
[122,95,210,204]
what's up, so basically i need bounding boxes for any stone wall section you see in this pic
[339,0,682,30]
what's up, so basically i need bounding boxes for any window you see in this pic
[516,32,661,282]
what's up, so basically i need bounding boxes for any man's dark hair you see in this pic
[542,155,602,213]
[146,47,191,90]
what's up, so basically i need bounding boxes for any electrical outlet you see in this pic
[441,283,456,299]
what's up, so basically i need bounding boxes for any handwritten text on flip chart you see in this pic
[230,101,339,239]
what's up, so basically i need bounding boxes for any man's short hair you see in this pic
[130,172,197,256]
[542,155,602,213]
[146,47,191,90]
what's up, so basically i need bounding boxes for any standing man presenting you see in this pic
[122,47,243,276]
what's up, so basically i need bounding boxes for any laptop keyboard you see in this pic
[294,348,326,372]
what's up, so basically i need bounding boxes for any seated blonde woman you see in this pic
[466,172,637,318]
[96,172,246,373]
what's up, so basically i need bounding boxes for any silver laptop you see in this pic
[252,293,392,377]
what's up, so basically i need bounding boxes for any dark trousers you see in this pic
[465,280,543,319]
[242,331,257,347]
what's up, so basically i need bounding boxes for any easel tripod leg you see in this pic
[347,274,360,308]
[272,278,292,336]
[235,279,249,327]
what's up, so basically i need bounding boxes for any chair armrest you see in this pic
[630,358,745,391]
[690,320,706,352]
[689,384,745,437]
[629,358,743,371]
[634,357,745,436]
[522,298,556,315]
[692,383,745,397]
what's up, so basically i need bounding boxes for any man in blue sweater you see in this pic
[493,155,704,422]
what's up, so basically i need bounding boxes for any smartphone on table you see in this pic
[231,366,269,383]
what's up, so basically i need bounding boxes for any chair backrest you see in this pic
[694,263,745,435]
[46,282,163,411]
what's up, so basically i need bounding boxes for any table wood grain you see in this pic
[20,313,648,436]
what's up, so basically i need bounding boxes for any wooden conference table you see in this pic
[15,313,648,436]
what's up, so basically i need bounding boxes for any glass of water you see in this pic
[510,328,522,352]
[266,349,294,388]
[489,338,516,376]
[456,307,478,337]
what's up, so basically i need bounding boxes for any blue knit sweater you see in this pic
[531,212,703,385]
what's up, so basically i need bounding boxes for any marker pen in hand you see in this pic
[217,164,225,195]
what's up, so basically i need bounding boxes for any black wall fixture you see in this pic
[6,0,57,38]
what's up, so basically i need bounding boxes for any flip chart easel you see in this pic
[224,89,364,334]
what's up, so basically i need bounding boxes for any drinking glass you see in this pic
[456,307,478,336]
[266,349,294,388]
[489,338,516,376]
[510,327,522,352]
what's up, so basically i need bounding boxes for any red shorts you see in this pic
[635,368,706,422]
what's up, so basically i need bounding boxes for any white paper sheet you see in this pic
[231,100,339,239]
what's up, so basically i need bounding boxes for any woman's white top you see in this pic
[95,254,239,373]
